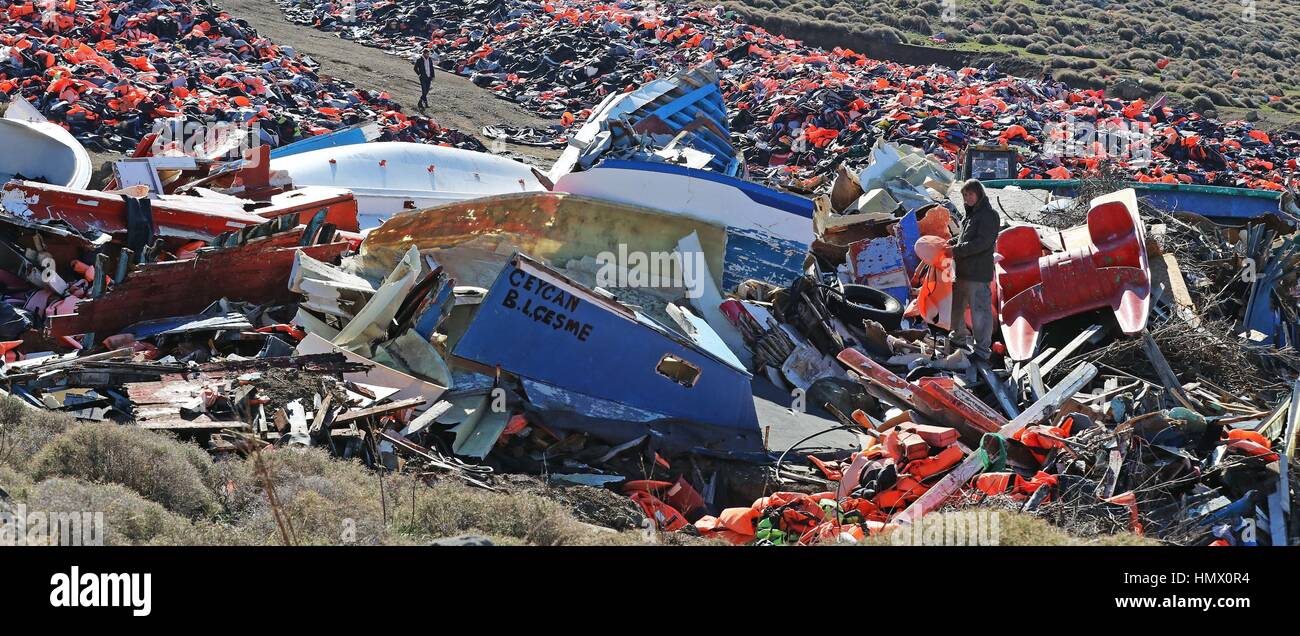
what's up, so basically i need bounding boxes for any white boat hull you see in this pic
[269,142,544,230]
[0,98,91,189]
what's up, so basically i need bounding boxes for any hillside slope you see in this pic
[718,0,1300,121]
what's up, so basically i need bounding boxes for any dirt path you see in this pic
[218,0,561,164]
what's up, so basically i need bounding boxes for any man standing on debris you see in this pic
[948,179,1000,361]
[413,48,439,111]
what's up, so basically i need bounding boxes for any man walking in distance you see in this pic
[414,48,439,111]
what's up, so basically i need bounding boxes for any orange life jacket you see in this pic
[629,491,688,532]
[903,445,964,481]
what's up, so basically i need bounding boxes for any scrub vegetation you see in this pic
[0,398,671,545]
[0,398,1154,546]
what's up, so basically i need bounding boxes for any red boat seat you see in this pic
[994,225,1045,299]
[995,189,1150,361]
[1088,199,1142,268]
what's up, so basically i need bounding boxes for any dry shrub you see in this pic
[0,396,75,473]
[0,463,33,501]
[401,479,615,545]
[222,447,652,546]
[224,446,402,545]
[29,423,220,519]
[21,478,192,546]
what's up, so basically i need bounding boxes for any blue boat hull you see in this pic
[981,179,1282,221]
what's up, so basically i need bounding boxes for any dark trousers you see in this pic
[417,77,432,108]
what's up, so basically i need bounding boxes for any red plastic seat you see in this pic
[994,189,1150,360]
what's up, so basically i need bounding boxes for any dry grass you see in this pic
[0,396,75,473]
[28,423,222,519]
[861,508,1157,546]
[21,478,192,546]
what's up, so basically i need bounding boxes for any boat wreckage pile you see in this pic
[2,49,1298,545]
[279,0,1300,191]
[0,0,483,153]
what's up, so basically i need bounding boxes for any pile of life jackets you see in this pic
[279,0,1299,191]
[0,0,484,153]
[692,421,969,545]
[627,402,1286,545]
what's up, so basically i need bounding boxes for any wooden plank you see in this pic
[333,397,427,425]
[836,348,917,409]
[1039,325,1103,377]
[999,363,1098,437]
[308,393,335,438]
[1140,332,1202,412]
[137,419,250,431]
[1157,251,1197,322]
[1097,446,1125,499]
[1,348,134,381]
[1027,362,1046,401]
[893,450,985,525]
[1011,346,1056,381]
[1274,378,1299,545]
[1269,472,1288,546]
[1287,377,1300,461]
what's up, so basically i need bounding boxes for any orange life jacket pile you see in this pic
[284,0,1300,191]
[0,0,484,152]
[691,422,968,545]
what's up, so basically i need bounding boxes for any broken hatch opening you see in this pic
[655,354,700,387]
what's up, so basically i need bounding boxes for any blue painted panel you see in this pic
[899,209,922,277]
[723,228,807,290]
[270,124,372,159]
[452,256,761,438]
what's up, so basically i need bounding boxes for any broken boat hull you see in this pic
[549,63,739,181]
[452,253,763,455]
[0,98,91,189]
[353,190,729,295]
[1,180,360,243]
[269,142,545,229]
[981,178,1284,222]
[554,160,813,289]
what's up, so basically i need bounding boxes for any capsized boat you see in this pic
[0,98,91,189]
[554,159,813,288]
[268,142,545,229]
[981,178,1286,223]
